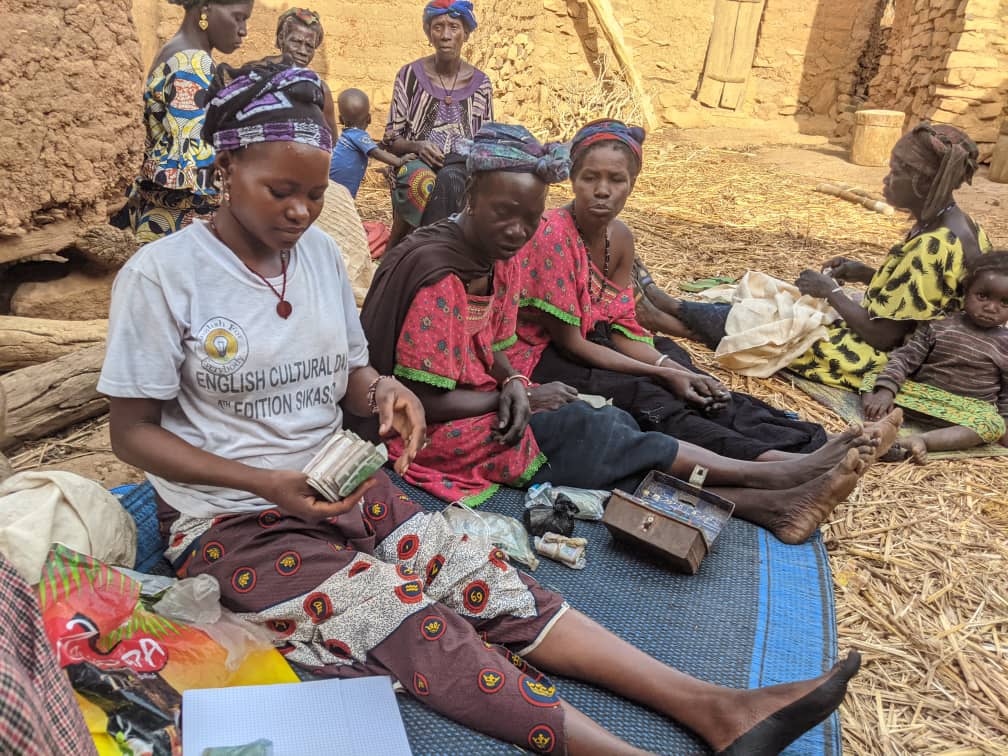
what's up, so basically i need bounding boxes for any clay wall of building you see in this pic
[0,0,143,238]
[868,0,1008,159]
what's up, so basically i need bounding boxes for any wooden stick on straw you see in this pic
[815,183,895,215]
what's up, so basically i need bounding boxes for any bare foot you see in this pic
[770,449,865,545]
[864,408,903,461]
[801,424,877,474]
[710,651,862,755]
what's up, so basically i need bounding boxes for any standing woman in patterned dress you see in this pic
[114,0,253,244]
[383,0,494,246]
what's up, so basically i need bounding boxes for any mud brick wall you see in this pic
[0,0,143,237]
[868,0,1008,160]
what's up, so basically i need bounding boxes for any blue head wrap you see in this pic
[423,0,478,32]
[458,123,570,184]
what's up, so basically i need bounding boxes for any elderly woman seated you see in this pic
[383,0,494,246]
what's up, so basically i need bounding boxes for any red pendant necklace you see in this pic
[209,218,293,319]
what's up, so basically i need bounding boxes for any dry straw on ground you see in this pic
[361,134,1008,755]
[14,133,1008,755]
[624,137,1008,756]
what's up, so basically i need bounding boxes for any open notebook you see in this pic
[182,676,412,756]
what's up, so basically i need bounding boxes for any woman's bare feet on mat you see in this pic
[864,408,903,461]
[708,651,862,755]
[770,448,865,544]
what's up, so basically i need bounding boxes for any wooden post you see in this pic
[698,0,766,111]
[583,0,659,130]
[850,109,905,167]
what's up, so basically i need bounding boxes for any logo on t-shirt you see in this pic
[196,317,249,376]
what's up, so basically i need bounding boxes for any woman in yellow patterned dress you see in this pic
[115,0,254,244]
[650,123,992,390]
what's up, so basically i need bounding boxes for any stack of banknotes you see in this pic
[302,430,388,500]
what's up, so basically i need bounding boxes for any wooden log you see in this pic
[0,384,10,480]
[851,109,904,167]
[583,0,659,129]
[0,220,79,266]
[0,344,107,452]
[815,183,895,215]
[74,225,137,270]
[0,316,107,371]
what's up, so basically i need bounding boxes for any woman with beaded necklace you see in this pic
[636,123,994,393]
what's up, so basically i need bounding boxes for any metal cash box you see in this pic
[602,469,734,574]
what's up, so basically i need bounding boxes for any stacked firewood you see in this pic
[0,224,136,457]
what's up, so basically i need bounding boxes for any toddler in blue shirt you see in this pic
[329,88,412,197]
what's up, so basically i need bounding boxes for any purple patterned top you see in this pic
[385,59,494,154]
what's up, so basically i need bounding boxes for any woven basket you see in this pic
[315,183,375,305]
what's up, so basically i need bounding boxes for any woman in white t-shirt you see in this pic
[100,60,860,755]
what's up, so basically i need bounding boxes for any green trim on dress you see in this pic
[519,297,581,327]
[492,334,517,352]
[611,324,655,345]
[393,365,457,390]
[461,451,548,508]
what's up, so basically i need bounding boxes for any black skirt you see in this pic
[531,333,827,461]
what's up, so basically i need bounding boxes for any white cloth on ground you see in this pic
[0,471,137,583]
[711,271,839,378]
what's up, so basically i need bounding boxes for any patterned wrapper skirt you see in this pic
[861,373,1006,442]
[122,181,218,245]
[162,471,568,754]
[391,159,437,228]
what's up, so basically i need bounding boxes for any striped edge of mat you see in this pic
[751,528,842,756]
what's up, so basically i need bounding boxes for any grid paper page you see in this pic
[182,676,412,756]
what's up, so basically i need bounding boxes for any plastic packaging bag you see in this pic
[442,503,539,570]
[522,494,577,537]
[38,545,297,756]
[524,483,607,521]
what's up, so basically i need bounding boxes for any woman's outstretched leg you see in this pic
[525,609,860,755]
[707,447,865,544]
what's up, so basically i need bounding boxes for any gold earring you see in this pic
[198,8,209,31]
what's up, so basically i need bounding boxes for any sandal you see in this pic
[678,275,736,293]
[632,257,656,303]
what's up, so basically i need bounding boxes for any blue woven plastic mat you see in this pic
[114,479,841,756]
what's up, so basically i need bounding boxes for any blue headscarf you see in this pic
[423,0,478,32]
[458,123,569,184]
